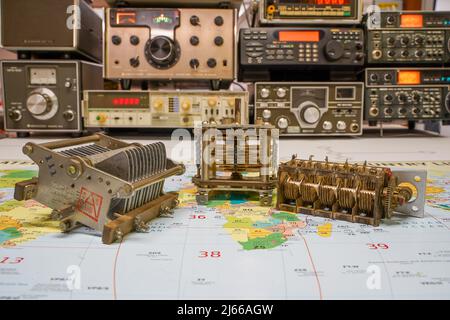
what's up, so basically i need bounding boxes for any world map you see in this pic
[0,160,449,299]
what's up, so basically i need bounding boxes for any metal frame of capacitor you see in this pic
[276,156,427,227]
[259,0,363,26]
[192,123,279,206]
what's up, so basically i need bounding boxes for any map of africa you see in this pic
[0,159,449,300]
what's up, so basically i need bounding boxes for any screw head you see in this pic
[23,145,33,155]
[67,165,78,176]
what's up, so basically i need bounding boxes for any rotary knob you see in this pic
[260,88,270,98]
[323,121,333,131]
[300,103,321,124]
[337,121,347,130]
[145,36,179,69]
[181,101,191,112]
[262,109,271,120]
[400,36,410,45]
[276,88,287,98]
[277,117,289,129]
[445,93,450,112]
[130,35,140,46]
[8,110,22,122]
[190,36,200,46]
[63,110,75,122]
[190,15,200,26]
[27,93,52,116]
[324,40,345,61]
[153,99,164,111]
[214,36,224,46]
[208,98,217,107]
[190,59,200,69]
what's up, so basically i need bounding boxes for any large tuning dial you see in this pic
[324,40,345,61]
[26,88,58,120]
[445,92,450,113]
[299,102,321,124]
[144,36,180,69]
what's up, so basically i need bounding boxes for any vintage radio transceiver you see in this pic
[106,0,242,8]
[255,82,363,136]
[105,8,236,85]
[1,60,103,136]
[259,0,363,25]
[239,27,364,79]
[0,0,102,63]
[83,90,248,129]
[367,11,450,65]
[365,68,450,122]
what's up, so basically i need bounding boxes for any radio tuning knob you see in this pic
[112,35,122,45]
[323,121,333,131]
[276,88,287,98]
[260,88,270,98]
[387,37,396,45]
[214,36,224,46]
[207,58,217,68]
[8,110,22,122]
[153,99,164,110]
[214,16,224,26]
[189,59,200,69]
[300,103,321,124]
[369,73,379,82]
[398,93,408,103]
[337,121,347,131]
[400,36,410,45]
[190,36,200,46]
[324,40,345,61]
[262,109,271,120]
[27,93,52,116]
[63,110,75,122]
[181,101,191,112]
[277,117,289,129]
[386,16,395,25]
[208,98,217,107]
[415,36,424,45]
[130,35,140,46]
[145,36,178,68]
[129,57,140,68]
[190,15,200,26]
[227,98,236,107]
[445,93,450,112]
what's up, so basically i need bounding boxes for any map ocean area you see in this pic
[0,160,449,299]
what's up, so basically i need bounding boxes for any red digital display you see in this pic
[113,98,141,106]
[279,31,320,42]
[315,0,351,5]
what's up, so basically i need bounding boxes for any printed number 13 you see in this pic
[0,257,24,264]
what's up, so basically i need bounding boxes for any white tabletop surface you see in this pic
[1,129,449,163]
